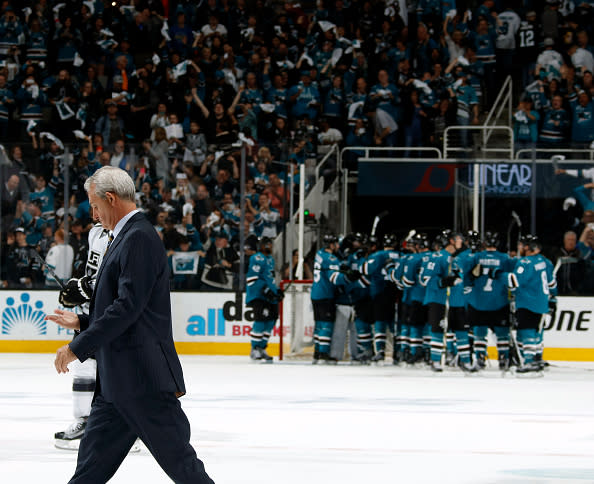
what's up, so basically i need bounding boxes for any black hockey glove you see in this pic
[548,298,557,314]
[263,286,275,301]
[487,268,501,279]
[274,289,285,302]
[59,276,93,308]
[439,275,460,288]
[344,269,362,283]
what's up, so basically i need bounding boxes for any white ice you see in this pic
[1,354,594,484]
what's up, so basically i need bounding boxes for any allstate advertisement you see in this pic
[171,292,288,344]
[0,291,592,360]
[0,291,288,355]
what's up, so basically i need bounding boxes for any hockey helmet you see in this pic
[382,233,398,248]
[466,230,482,252]
[413,232,430,249]
[433,229,452,249]
[483,231,500,248]
[520,234,541,251]
[353,232,368,244]
[323,233,339,247]
[259,236,273,252]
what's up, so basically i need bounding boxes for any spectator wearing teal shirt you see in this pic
[513,97,540,147]
[289,71,320,121]
[569,88,594,147]
[540,94,570,145]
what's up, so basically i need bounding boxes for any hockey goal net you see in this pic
[279,280,314,360]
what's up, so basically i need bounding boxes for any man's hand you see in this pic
[45,308,81,331]
[55,344,77,374]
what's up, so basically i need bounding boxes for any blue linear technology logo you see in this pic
[2,293,47,336]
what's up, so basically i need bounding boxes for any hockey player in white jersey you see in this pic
[53,224,111,450]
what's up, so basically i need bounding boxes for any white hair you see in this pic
[84,166,136,202]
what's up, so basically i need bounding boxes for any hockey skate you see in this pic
[458,360,477,373]
[55,419,142,452]
[397,347,410,366]
[351,349,372,365]
[406,350,423,366]
[473,353,486,371]
[321,353,338,365]
[371,351,385,366]
[533,354,549,371]
[445,353,458,367]
[250,347,263,361]
[54,417,87,450]
[498,355,510,372]
[430,361,443,373]
[259,347,273,363]
[516,362,544,377]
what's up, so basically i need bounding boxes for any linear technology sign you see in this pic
[466,163,532,195]
[357,161,538,197]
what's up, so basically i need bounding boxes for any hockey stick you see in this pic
[30,249,67,290]
[506,211,522,255]
[371,210,389,237]
[441,287,450,367]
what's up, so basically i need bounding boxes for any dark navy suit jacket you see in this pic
[69,212,186,402]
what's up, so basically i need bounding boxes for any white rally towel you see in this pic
[318,21,336,33]
[56,100,75,120]
[161,21,171,41]
[171,60,189,80]
[40,132,64,150]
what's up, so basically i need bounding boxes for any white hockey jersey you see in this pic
[81,224,110,314]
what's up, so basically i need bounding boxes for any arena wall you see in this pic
[0,291,592,361]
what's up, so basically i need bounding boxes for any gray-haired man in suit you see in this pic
[47,166,214,483]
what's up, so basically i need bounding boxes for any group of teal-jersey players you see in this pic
[246,229,557,374]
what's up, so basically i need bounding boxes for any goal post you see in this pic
[279,279,314,361]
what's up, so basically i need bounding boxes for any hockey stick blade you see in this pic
[371,211,389,237]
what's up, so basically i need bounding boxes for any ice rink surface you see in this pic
[2,354,594,484]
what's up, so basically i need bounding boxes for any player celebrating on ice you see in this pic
[246,237,283,362]
[401,233,431,365]
[503,235,557,374]
[466,232,516,370]
[419,230,460,372]
[361,233,400,364]
[311,234,359,364]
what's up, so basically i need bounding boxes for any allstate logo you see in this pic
[2,293,47,336]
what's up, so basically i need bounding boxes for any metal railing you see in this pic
[443,125,514,160]
[482,75,513,146]
[516,148,594,161]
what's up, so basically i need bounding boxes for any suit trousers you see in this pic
[69,392,214,484]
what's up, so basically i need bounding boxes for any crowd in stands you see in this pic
[2,0,594,292]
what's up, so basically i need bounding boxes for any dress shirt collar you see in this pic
[112,209,140,241]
